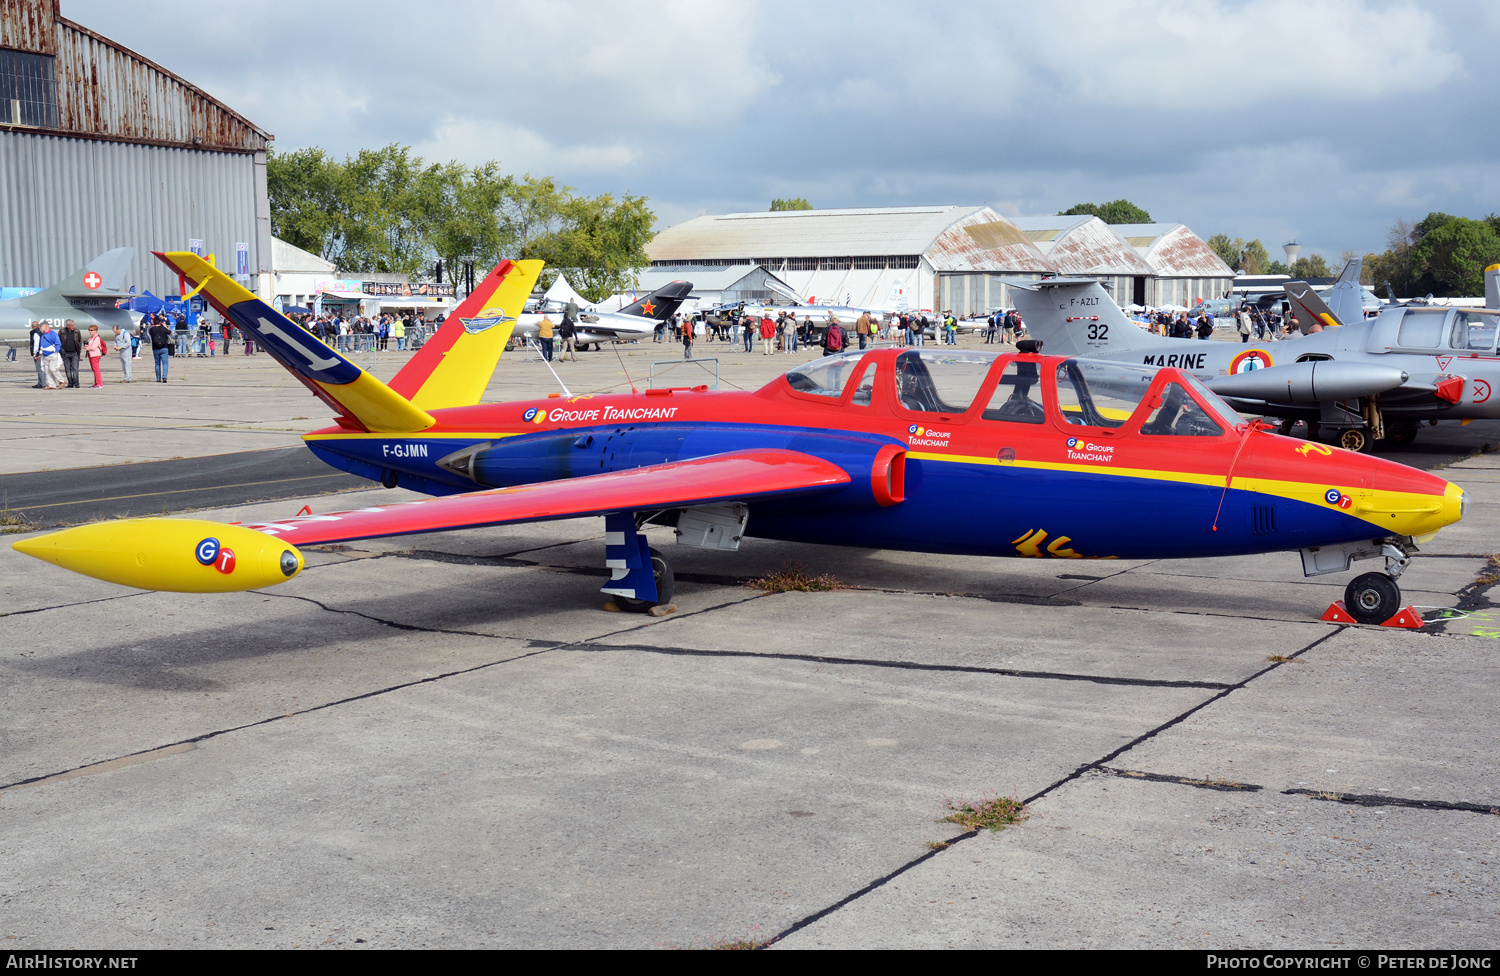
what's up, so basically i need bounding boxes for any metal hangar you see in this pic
[0,0,272,297]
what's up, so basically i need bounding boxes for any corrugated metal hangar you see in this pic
[647,206,1233,316]
[0,0,272,297]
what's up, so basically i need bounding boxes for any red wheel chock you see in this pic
[1320,601,1423,629]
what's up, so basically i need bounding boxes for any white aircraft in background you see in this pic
[514,281,693,350]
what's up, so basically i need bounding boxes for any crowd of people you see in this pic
[640,306,1009,359]
[19,309,434,389]
[287,311,429,353]
[1130,305,1291,342]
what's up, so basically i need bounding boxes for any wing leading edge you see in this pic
[241,449,852,547]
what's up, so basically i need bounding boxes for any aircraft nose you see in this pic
[1353,455,1465,540]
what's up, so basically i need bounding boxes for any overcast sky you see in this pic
[68,0,1500,261]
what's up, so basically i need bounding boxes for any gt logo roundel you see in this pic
[523,408,538,422]
[1229,350,1273,374]
[1324,488,1352,509]
[195,537,220,565]
[908,424,920,435]
[1066,437,1079,448]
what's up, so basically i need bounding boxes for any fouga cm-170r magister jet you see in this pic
[12,254,1468,626]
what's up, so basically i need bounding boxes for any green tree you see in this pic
[429,161,516,290]
[1207,234,1239,268]
[267,144,657,295]
[1205,235,1270,273]
[1411,215,1500,295]
[1289,255,1333,278]
[1060,199,1151,224]
[523,193,655,301]
[770,198,813,211]
[1240,239,1271,275]
[266,146,342,260]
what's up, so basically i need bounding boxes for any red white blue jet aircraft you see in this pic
[12,254,1468,625]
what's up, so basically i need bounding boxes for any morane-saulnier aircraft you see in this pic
[11,254,1469,626]
[0,247,138,349]
[1011,268,1500,454]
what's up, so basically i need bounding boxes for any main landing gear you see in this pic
[600,512,676,614]
[1300,538,1420,626]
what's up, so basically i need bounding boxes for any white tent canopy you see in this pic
[544,273,596,310]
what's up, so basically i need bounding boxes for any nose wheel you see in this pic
[1343,572,1401,624]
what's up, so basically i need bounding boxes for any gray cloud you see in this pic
[66,0,1499,257]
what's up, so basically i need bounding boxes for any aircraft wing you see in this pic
[241,449,851,547]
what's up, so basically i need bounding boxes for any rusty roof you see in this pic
[649,206,1055,273]
[1110,223,1234,278]
[1007,215,1155,276]
[0,0,271,151]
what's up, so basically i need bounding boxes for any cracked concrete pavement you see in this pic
[1,337,1498,949]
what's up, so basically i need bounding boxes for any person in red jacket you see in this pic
[85,324,106,388]
[759,314,776,355]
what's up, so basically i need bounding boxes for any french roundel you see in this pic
[195,537,220,565]
[1229,350,1273,375]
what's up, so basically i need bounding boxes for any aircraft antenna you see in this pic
[611,340,638,394]
[1211,420,1272,531]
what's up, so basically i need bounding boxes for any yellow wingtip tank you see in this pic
[12,519,303,593]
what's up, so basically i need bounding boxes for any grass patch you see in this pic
[925,840,953,851]
[746,564,843,593]
[940,793,1028,833]
[665,926,768,950]
[1265,654,1302,663]
[0,510,36,535]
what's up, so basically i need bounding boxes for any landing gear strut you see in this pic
[601,511,675,612]
[1301,537,1416,625]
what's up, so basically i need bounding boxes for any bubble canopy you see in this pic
[780,349,1246,432]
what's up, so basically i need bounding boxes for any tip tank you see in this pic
[12,518,303,593]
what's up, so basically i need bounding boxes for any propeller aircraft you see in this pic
[12,254,1469,626]
[1011,270,1500,454]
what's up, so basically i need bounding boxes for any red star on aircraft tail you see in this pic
[640,301,656,316]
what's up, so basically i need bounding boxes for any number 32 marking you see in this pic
[1086,323,1109,341]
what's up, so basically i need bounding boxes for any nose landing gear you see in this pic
[1302,537,1423,628]
[1343,571,1402,624]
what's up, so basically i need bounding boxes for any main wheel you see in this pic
[1336,427,1371,453]
[616,547,675,612]
[1383,426,1418,447]
[1344,572,1401,624]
